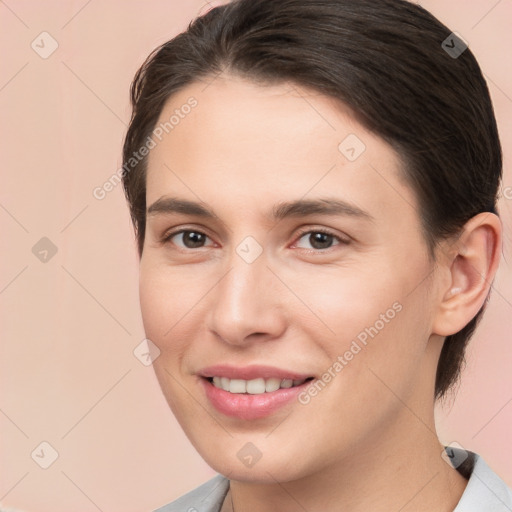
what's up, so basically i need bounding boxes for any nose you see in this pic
[206,248,287,347]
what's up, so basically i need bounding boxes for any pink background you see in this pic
[1,1,511,510]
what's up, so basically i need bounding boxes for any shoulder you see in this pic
[452,448,512,511]
[153,474,230,512]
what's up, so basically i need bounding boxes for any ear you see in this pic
[432,212,502,336]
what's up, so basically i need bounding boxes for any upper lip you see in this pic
[198,364,313,381]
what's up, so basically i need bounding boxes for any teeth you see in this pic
[246,378,265,394]
[281,379,293,388]
[265,377,281,392]
[209,376,308,394]
[229,379,247,393]
[221,377,230,392]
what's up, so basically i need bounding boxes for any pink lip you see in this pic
[198,364,312,381]
[200,377,312,420]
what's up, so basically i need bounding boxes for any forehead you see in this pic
[145,74,418,227]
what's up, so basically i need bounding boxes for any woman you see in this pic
[121,0,512,510]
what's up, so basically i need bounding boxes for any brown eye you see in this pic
[163,230,212,249]
[294,229,349,251]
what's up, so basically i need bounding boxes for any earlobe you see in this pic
[432,212,502,337]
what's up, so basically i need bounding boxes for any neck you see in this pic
[223,405,467,512]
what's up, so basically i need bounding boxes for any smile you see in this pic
[208,376,312,394]
[198,365,316,420]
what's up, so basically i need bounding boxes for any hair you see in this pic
[121,0,502,400]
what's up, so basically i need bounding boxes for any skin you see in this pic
[139,74,501,512]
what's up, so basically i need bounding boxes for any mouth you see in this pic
[199,367,316,420]
[198,364,316,419]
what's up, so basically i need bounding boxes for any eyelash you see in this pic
[160,227,350,253]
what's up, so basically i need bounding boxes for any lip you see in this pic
[198,364,312,381]
[200,376,313,420]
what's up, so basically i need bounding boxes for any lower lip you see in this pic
[201,377,312,420]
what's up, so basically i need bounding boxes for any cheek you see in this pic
[281,261,404,342]
[291,258,433,380]
[138,263,195,356]
[138,264,202,415]
[139,269,166,344]
[286,267,433,452]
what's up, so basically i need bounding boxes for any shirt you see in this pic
[154,447,512,512]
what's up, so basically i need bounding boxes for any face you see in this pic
[139,75,443,482]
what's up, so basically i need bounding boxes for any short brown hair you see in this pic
[122,0,502,400]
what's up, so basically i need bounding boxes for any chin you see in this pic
[195,440,313,483]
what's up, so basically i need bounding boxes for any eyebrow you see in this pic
[147,196,374,222]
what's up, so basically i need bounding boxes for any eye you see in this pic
[160,227,349,252]
[161,229,214,249]
[293,228,349,251]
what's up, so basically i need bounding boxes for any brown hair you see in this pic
[122,0,502,400]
